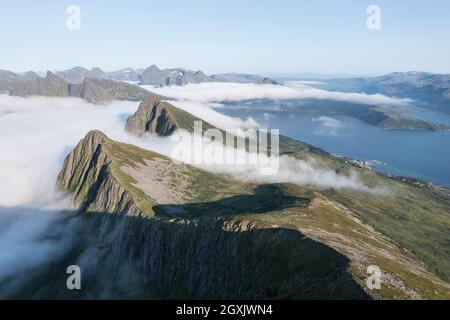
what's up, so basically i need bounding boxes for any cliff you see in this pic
[126,96,214,136]
[50,130,450,299]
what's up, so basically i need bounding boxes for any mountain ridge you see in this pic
[8,72,165,103]
[51,129,450,299]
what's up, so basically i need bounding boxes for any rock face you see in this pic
[9,71,70,97]
[126,96,211,136]
[9,72,163,104]
[53,130,370,299]
[56,130,143,216]
[50,130,450,300]
[126,97,178,136]
[139,65,210,86]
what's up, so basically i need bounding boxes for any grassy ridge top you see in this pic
[58,129,450,299]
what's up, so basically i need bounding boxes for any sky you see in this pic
[0,0,449,75]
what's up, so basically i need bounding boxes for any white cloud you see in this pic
[165,100,260,131]
[0,93,379,288]
[144,82,413,107]
[0,95,141,285]
[312,116,346,136]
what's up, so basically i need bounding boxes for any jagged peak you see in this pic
[74,130,111,153]
[82,130,109,145]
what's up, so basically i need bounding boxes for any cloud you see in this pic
[144,82,413,107]
[0,93,378,289]
[0,95,142,286]
[165,100,260,131]
[312,116,346,136]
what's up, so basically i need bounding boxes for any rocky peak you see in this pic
[126,96,178,136]
[83,129,110,148]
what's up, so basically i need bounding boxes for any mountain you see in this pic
[322,72,450,113]
[20,71,40,81]
[107,67,140,82]
[262,77,279,85]
[238,99,450,131]
[210,73,279,85]
[42,129,450,299]
[210,73,265,83]
[2,66,282,90]
[69,77,162,103]
[9,72,165,103]
[139,65,210,86]
[126,96,214,136]
[0,69,40,93]
[55,67,107,84]
[9,71,70,97]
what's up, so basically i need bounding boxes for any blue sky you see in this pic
[1,0,449,75]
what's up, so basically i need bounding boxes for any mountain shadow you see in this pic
[153,184,311,218]
[0,205,370,300]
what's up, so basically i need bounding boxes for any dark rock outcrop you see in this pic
[126,96,211,136]
[126,96,179,136]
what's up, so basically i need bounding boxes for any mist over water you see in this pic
[0,93,376,292]
[221,104,450,187]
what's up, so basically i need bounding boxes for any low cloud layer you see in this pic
[312,116,346,136]
[0,94,376,290]
[167,100,260,131]
[0,95,141,286]
[145,82,413,107]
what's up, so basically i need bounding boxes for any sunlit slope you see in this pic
[125,96,450,289]
[57,130,450,299]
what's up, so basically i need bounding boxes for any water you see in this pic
[218,102,450,187]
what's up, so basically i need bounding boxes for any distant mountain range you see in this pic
[3,68,449,113]
[6,70,449,131]
[320,72,450,113]
[0,66,279,91]
[0,70,39,93]
[9,71,165,103]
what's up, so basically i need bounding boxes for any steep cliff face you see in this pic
[53,131,450,300]
[53,130,368,299]
[126,96,210,136]
[126,97,178,136]
[56,130,143,216]
[62,214,367,299]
